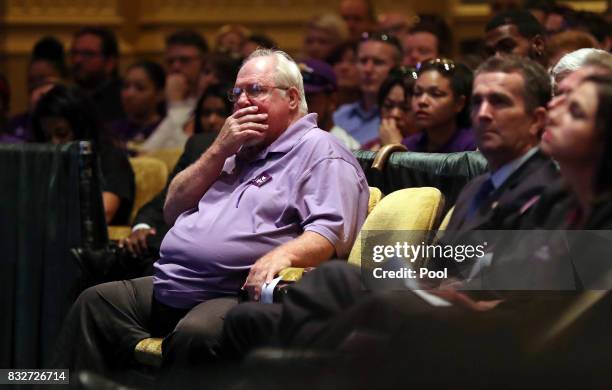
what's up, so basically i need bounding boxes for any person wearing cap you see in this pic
[300,59,360,150]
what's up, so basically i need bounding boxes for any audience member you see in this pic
[338,0,376,41]
[6,36,66,142]
[192,84,232,134]
[302,14,349,62]
[403,59,476,153]
[51,49,368,375]
[377,10,414,38]
[214,24,250,57]
[199,53,242,96]
[31,84,134,225]
[402,14,452,67]
[375,67,418,148]
[333,33,402,147]
[541,75,612,226]
[140,30,208,152]
[299,59,359,149]
[0,74,11,141]
[327,42,361,106]
[484,10,546,65]
[241,33,277,59]
[69,27,125,123]
[572,11,612,52]
[545,30,599,69]
[110,60,165,149]
[550,49,612,98]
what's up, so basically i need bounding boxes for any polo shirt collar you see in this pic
[234,113,318,165]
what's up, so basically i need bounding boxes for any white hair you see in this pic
[551,48,609,87]
[244,48,308,115]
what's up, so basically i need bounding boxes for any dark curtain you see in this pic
[0,142,90,368]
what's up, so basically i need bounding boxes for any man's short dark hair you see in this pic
[409,14,453,57]
[475,55,551,113]
[166,30,209,54]
[74,27,119,59]
[485,10,544,39]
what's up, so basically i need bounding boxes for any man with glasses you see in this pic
[140,30,209,151]
[70,27,124,123]
[52,49,369,375]
[333,33,402,148]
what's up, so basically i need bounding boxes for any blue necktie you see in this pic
[467,178,495,217]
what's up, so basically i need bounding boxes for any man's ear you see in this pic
[529,106,547,137]
[287,87,300,111]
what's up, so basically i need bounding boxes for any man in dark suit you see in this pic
[221,55,561,361]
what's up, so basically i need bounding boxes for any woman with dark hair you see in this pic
[375,66,418,148]
[403,58,476,153]
[32,84,135,225]
[327,42,361,106]
[541,74,612,228]
[111,60,166,149]
[192,84,232,134]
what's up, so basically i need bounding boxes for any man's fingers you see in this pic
[236,113,267,125]
[232,105,259,118]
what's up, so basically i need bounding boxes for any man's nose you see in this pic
[475,100,493,119]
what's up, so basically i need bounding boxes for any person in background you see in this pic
[302,14,349,62]
[300,59,360,150]
[192,84,233,134]
[327,42,361,106]
[6,36,67,142]
[401,14,452,67]
[0,74,13,142]
[484,10,547,66]
[69,27,125,123]
[214,24,250,58]
[403,59,476,153]
[377,10,414,38]
[333,33,402,148]
[376,67,418,148]
[241,33,277,59]
[31,84,134,225]
[338,0,376,41]
[545,30,599,70]
[140,30,208,152]
[110,60,165,150]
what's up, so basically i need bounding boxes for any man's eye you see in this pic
[249,84,264,94]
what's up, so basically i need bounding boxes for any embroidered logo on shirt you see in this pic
[250,172,272,187]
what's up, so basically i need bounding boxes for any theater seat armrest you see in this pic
[134,337,163,367]
[108,225,132,241]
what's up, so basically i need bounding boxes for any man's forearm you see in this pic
[279,231,336,268]
[163,145,226,225]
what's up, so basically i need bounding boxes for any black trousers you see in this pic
[50,276,238,375]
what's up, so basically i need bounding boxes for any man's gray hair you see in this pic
[551,48,609,87]
[244,48,308,115]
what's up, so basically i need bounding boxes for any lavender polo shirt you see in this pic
[153,113,369,309]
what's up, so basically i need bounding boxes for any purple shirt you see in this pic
[153,113,369,309]
[402,127,477,153]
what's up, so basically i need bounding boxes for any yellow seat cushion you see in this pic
[145,148,183,173]
[437,206,455,231]
[128,157,168,224]
[368,186,383,215]
[134,337,163,367]
[348,187,444,267]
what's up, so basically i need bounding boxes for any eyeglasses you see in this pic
[227,83,288,102]
[417,58,456,73]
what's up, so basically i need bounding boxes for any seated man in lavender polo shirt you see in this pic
[51,48,369,375]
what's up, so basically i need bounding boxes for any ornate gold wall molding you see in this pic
[5,0,122,24]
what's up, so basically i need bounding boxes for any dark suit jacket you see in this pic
[437,150,560,280]
[446,149,560,233]
[133,132,217,242]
